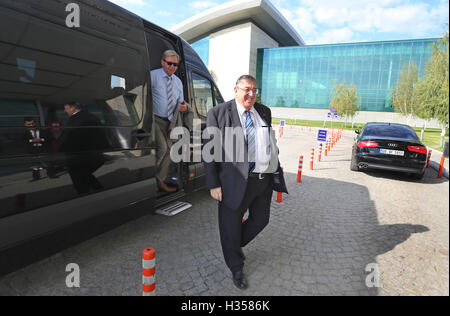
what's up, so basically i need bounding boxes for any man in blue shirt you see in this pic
[151,50,190,192]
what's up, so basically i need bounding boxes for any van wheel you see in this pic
[350,154,359,171]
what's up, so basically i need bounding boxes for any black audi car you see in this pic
[350,122,427,179]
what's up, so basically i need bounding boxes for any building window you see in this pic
[256,39,438,111]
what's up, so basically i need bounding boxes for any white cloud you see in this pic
[314,6,351,27]
[290,7,317,35]
[108,0,146,6]
[188,1,217,10]
[310,27,354,45]
[278,0,449,43]
[279,8,293,21]
[157,10,171,16]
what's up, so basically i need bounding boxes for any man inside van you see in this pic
[151,50,192,193]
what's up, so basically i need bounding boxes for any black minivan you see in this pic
[0,0,224,276]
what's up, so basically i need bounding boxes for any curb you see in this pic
[429,161,449,179]
[428,147,449,180]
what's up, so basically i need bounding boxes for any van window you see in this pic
[40,86,145,127]
[192,73,214,118]
[0,2,149,126]
[0,2,150,155]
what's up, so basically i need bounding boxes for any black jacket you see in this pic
[56,110,108,153]
[23,128,54,154]
[203,100,286,210]
[56,110,109,171]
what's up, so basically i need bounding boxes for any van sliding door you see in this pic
[184,71,218,191]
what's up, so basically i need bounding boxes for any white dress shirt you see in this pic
[235,99,272,173]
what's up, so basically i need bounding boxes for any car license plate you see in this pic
[380,148,404,156]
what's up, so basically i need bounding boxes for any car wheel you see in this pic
[350,152,359,171]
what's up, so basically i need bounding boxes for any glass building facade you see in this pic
[256,38,439,111]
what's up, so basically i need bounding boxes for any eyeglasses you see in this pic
[237,86,259,95]
[164,60,179,67]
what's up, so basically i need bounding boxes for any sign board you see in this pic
[330,107,336,113]
[280,120,285,127]
[328,112,338,118]
[317,129,327,142]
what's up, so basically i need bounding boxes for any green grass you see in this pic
[273,118,365,131]
[413,128,449,152]
[273,117,449,151]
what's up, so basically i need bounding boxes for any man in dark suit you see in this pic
[56,102,108,194]
[24,117,53,154]
[203,75,283,290]
[23,117,55,180]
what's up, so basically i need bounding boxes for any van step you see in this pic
[155,201,192,217]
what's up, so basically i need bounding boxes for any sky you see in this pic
[108,0,449,44]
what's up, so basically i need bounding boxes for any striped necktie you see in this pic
[167,76,175,121]
[245,110,256,173]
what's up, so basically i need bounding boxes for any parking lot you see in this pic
[0,126,448,296]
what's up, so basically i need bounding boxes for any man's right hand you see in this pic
[210,187,222,201]
[178,101,188,113]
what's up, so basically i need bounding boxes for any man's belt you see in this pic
[155,115,170,121]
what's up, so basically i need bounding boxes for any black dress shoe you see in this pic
[232,270,248,290]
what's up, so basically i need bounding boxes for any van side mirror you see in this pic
[355,129,360,134]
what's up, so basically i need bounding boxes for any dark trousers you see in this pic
[218,175,273,274]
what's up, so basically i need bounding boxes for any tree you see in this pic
[276,96,286,107]
[330,83,359,126]
[415,32,449,127]
[391,63,420,120]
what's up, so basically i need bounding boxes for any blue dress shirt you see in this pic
[150,68,184,118]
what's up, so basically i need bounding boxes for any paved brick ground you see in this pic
[0,126,448,296]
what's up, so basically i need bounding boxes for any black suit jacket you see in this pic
[203,100,283,210]
[23,128,54,154]
[56,111,109,153]
[56,110,108,171]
